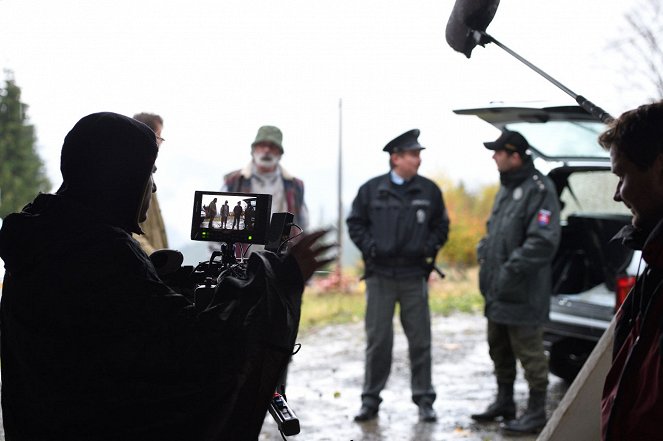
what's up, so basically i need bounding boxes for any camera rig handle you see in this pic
[269,391,300,436]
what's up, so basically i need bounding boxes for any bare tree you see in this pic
[609,0,663,100]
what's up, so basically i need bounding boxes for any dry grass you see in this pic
[300,266,483,332]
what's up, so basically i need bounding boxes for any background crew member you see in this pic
[599,101,663,440]
[347,129,449,423]
[132,112,168,254]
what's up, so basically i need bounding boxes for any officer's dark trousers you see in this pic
[487,320,549,392]
[361,275,436,409]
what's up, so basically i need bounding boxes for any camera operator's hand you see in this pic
[288,229,336,281]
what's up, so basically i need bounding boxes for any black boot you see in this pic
[501,389,547,434]
[471,382,516,422]
[354,405,378,422]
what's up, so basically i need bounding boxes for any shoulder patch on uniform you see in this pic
[537,209,552,226]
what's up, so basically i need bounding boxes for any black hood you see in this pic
[56,112,158,233]
[0,112,157,274]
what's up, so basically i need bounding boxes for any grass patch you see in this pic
[429,267,483,316]
[300,267,483,332]
[300,291,366,330]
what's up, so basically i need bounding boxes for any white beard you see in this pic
[253,152,280,169]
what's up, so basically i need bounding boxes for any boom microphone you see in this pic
[444,0,613,123]
[445,0,500,58]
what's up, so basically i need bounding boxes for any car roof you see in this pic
[453,104,609,163]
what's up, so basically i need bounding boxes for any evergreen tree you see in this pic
[0,70,51,218]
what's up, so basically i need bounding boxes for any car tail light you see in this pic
[615,275,636,310]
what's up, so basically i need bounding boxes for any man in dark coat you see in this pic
[0,112,331,441]
[471,130,561,434]
[347,129,449,423]
[204,197,218,228]
[232,201,243,230]
[599,101,663,440]
[220,200,230,229]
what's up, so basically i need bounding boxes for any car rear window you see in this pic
[505,121,608,159]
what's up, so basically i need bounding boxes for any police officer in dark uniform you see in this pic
[347,129,449,423]
[471,130,561,434]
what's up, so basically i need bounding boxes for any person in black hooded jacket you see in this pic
[0,112,332,441]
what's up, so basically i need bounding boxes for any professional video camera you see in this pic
[190,190,301,437]
[188,190,296,304]
[191,190,294,254]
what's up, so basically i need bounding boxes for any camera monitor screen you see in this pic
[191,191,272,244]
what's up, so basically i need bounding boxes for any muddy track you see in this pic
[259,313,568,441]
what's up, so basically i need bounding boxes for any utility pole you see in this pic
[336,98,343,287]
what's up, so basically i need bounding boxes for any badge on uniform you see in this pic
[416,209,426,224]
[537,209,551,227]
[513,187,523,200]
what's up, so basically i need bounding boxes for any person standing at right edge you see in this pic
[599,101,663,440]
[471,130,561,435]
[347,129,449,423]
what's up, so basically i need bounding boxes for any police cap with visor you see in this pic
[383,129,426,154]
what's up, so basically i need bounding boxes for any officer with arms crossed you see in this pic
[471,130,561,435]
[347,129,449,423]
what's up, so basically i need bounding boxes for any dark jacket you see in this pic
[478,160,561,326]
[346,173,449,278]
[0,113,303,441]
[602,220,663,441]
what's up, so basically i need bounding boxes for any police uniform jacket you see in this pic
[347,173,449,278]
[478,160,561,326]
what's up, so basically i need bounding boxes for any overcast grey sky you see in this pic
[0,0,648,250]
